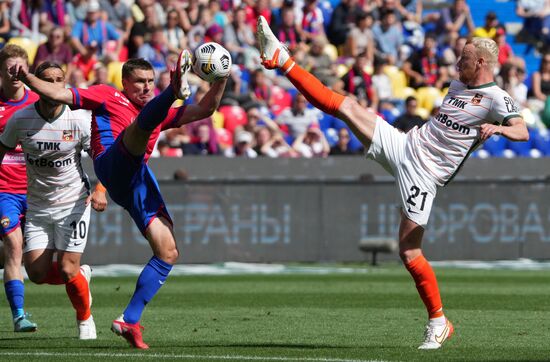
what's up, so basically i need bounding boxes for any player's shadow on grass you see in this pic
[182,342,355,349]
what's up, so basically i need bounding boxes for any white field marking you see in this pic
[0,351,391,362]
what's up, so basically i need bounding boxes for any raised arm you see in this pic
[10,63,75,105]
[479,117,529,142]
[172,77,228,128]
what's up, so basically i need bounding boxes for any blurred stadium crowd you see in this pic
[1,0,550,158]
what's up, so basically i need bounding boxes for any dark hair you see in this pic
[34,61,64,80]
[405,96,417,105]
[122,58,154,79]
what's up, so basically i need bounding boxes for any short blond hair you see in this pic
[470,37,499,69]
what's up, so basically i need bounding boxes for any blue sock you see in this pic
[5,280,25,319]
[123,256,172,324]
[136,87,175,131]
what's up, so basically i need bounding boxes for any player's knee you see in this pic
[59,263,80,281]
[157,247,179,264]
[399,248,421,264]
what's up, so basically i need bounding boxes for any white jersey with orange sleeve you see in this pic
[0,104,92,208]
[406,80,521,186]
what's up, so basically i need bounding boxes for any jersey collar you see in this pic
[34,103,66,123]
[0,88,29,106]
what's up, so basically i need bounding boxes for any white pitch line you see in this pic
[0,351,391,362]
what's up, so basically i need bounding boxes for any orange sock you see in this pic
[41,262,64,285]
[65,272,90,321]
[286,64,345,116]
[405,254,443,319]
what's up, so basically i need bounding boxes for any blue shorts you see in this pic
[0,193,27,236]
[93,134,172,235]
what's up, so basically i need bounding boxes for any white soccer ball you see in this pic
[192,42,232,82]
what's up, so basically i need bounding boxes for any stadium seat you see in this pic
[219,105,247,136]
[532,128,550,156]
[270,86,292,116]
[395,86,416,100]
[483,135,507,157]
[506,136,533,157]
[106,61,123,90]
[323,43,339,62]
[211,110,224,129]
[8,37,39,65]
[416,87,442,112]
[319,113,335,131]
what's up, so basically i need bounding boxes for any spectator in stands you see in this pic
[392,96,425,132]
[516,0,550,49]
[495,28,513,66]
[0,0,10,41]
[33,26,73,71]
[399,0,423,23]
[208,0,228,27]
[223,5,257,67]
[235,106,280,136]
[66,67,87,88]
[67,42,99,81]
[67,0,88,26]
[9,0,46,43]
[155,70,170,94]
[128,1,160,58]
[274,6,304,52]
[40,0,70,34]
[428,0,475,43]
[186,124,221,156]
[71,0,122,58]
[88,62,115,88]
[137,27,169,74]
[225,131,258,158]
[100,0,134,44]
[402,33,449,89]
[277,93,320,139]
[300,0,325,43]
[473,11,499,39]
[497,62,528,108]
[304,35,337,86]
[330,128,356,155]
[249,69,273,110]
[530,52,550,127]
[345,11,374,61]
[441,35,467,80]
[372,9,404,65]
[163,9,186,54]
[180,0,207,32]
[157,140,183,157]
[254,127,296,158]
[327,0,363,48]
[339,52,378,109]
[292,124,330,158]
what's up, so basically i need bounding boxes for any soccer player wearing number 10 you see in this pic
[0,62,106,339]
[256,16,528,349]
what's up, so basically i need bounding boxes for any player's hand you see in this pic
[88,190,108,212]
[479,123,502,142]
[8,63,28,82]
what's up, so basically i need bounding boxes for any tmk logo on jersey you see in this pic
[0,216,9,228]
[447,97,467,109]
[471,93,483,105]
[36,142,60,150]
[62,130,74,141]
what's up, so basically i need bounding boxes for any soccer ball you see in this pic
[192,42,232,82]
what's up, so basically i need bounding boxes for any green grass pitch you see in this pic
[0,265,548,362]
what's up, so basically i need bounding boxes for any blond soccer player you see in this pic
[256,15,528,349]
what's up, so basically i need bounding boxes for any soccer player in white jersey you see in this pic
[256,16,529,349]
[0,62,107,340]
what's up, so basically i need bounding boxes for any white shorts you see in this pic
[24,199,91,254]
[366,118,437,227]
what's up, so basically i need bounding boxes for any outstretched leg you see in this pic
[398,215,453,349]
[256,15,377,147]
